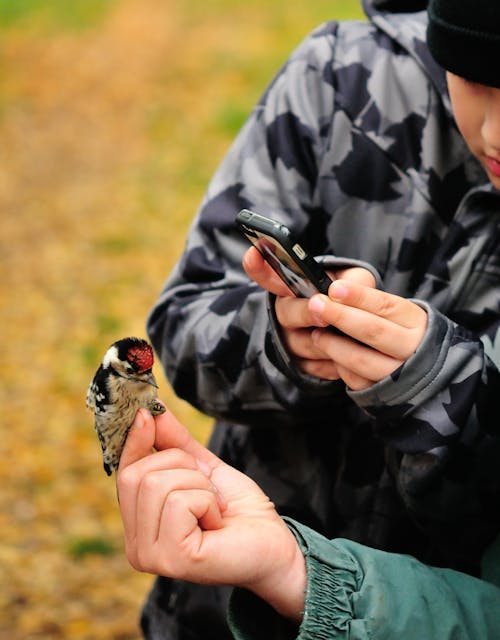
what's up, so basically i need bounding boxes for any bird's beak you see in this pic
[145,372,159,388]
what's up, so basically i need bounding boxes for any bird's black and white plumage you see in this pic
[86,337,165,475]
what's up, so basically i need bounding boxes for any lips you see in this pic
[486,155,500,178]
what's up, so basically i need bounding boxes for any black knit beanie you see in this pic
[427,0,500,88]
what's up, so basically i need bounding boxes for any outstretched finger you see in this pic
[118,409,156,472]
[116,410,156,549]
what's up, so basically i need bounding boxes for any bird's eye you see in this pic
[126,356,139,371]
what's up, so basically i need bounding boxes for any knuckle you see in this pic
[155,448,197,471]
[125,543,141,571]
[375,295,398,318]
[162,448,189,466]
[116,466,137,493]
[141,471,166,493]
[167,490,189,511]
[363,322,386,344]
[135,546,153,573]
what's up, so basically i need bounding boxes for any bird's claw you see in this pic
[149,400,166,416]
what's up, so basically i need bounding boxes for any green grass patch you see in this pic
[95,313,123,336]
[66,536,115,559]
[215,103,251,137]
[0,0,115,31]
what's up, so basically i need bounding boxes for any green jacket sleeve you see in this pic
[227,518,500,640]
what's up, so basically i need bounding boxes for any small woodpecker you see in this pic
[86,337,166,475]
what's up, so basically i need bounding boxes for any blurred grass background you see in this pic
[0,1,362,637]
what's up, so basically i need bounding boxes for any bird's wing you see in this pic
[86,383,96,412]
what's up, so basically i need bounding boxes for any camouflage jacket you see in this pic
[144,2,500,637]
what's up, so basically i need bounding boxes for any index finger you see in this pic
[118,408,156,473]
[242,247,295,297]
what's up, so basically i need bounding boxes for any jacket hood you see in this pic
[362,0,449,108]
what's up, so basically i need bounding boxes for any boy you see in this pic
[140,0,500,637]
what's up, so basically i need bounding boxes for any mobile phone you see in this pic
[236,209,333,297]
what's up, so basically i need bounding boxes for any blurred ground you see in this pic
[0,1,361,637]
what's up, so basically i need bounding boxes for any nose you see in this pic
[482,87,500,152]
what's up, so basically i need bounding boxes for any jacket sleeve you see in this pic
[147,23,349,427]
[348,192,500,570]
[227,518,500,640]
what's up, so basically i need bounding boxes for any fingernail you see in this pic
[330,282,348,299]
[133,411,144,429]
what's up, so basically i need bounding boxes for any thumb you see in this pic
[118,408,156,471]
[153,406,221,470]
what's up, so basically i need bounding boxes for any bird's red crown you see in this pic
[126,343,154,372]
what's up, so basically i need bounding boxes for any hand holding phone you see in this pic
[236,209,333,297]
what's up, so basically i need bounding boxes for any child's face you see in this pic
[447,73,500,191]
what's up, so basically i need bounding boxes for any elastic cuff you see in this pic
[284,519,361,638]
[315,255,383,290]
